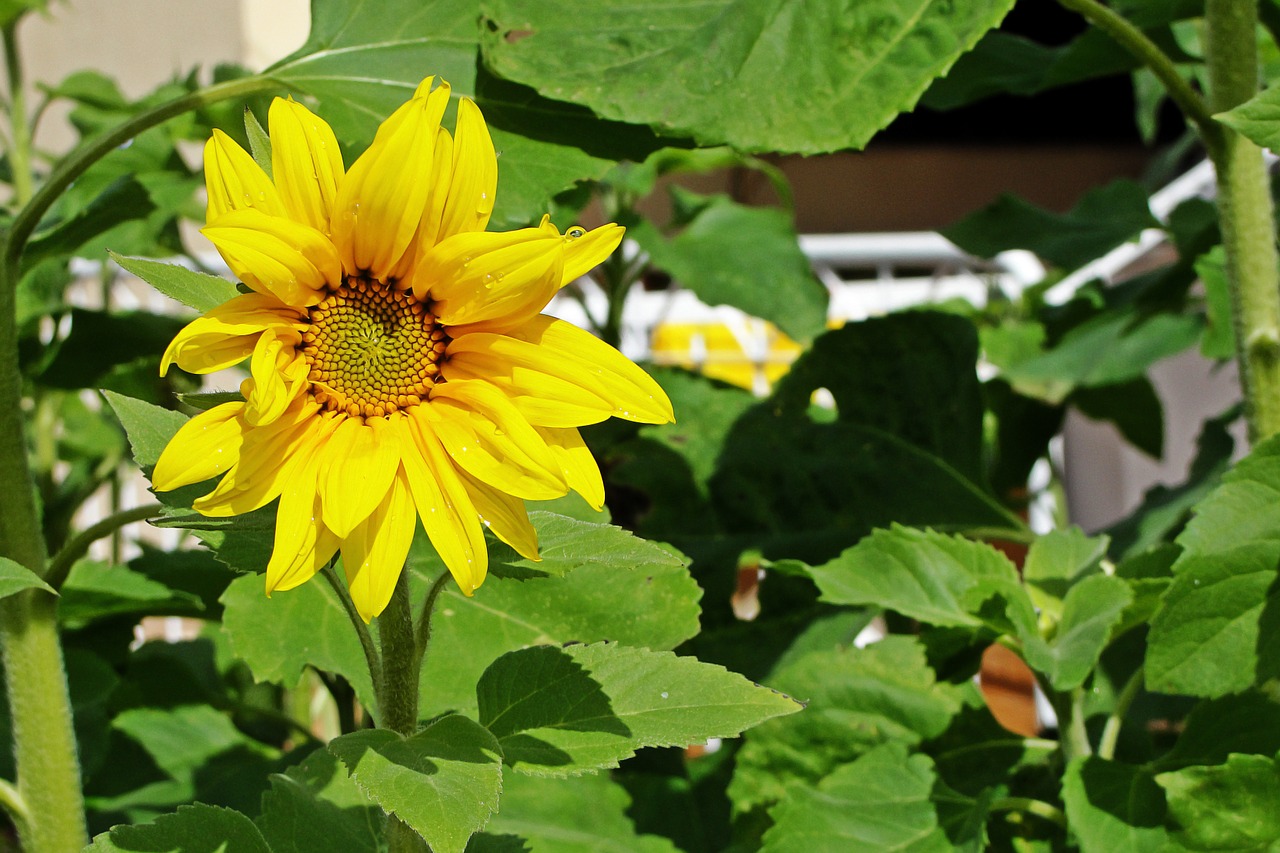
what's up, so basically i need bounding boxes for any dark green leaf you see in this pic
[87,803,271,853]
[328,715,503,853]
[729,637,963,813]
[38,308,185,390]
[476,642,800,775]
[112,252,240,313]
[1072,378,1165,459]
[1061,757,1172,853]
[760,743,950,852]
[480,0,1018,154]
[0,556,55,599]
[413,515,701,718]
[104,392,187,470]
[1157,753,1280,850]
[1161,692,1280,769]
[941,181,1160,269]
[58,559,202,627]
[639,193,827,342]
[220,571,378,717]
[256,749,382,853]
[484,772,679,853]
[24,177,155,271]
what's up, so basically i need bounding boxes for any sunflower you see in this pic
[151,78,674,620]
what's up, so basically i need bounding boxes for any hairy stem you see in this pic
[379,570,427,853]
[1203,0,1280,441]
[413,570,453,677]
[322,562,382,708]
[989,796,1068,829]
[2,19,34,206]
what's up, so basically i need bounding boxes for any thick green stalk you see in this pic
[1203,0,1280,441]
[379,571,427,852]
[2,19,34,206]
[0,594,86,852]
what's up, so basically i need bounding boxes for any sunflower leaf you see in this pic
[86,804,271,853]
[0,557,55,599]
[110,252,239,313]
[413,514,702,719]
[475,641,801,776]
[327,715,503,853]
[479,0,1016,154]
[256,749,382,853]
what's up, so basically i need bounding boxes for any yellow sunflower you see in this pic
[151,77,674,620]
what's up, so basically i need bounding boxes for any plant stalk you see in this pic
[2,19,34,206]
[44,503,161,590]
[379,570,427,852]
[1203,0,1280,441]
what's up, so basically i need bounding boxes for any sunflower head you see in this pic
[152,78,673,620]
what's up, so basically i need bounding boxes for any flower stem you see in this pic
[377,569,419,735]
[321,562,382,709]
[379,570,427,853]
[1098,665,1143,761]
[1202,0,1280,441]
[44,503,161,590]
[413,570,452,676]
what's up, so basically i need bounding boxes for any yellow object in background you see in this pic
[650,319,803,395]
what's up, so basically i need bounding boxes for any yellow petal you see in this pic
[265,450,339,594]
[418,228,563,328]
[446,314,674,426]
[386,126,454,285]
[341,471,417,622]
[160,292,304,376]
[538,426,605,511]
[456,467,540,561]
[394,414,488,594]
[244,327,309,427]
[561,223,624,286]
[436,98,497,242]
[318,416,400,538]
[330,81,450,280]
[269,97,344,235]
[203,208,342,306]
[193,402,329,517]
[417,380,567,500]
[205,129,286,221]
[152,402,246,491]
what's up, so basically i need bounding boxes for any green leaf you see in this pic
[480,0,1017,154]
[24,176,156,271]
[37,308,186,390]
[1147,434,1280,697]
[104,391,188,469]
[266,2,653,228]
[111,252,240,313]
[328,715,503,853]
[809,525,1026,630]
[243,107,273,178]
[256,749,382,853]
[941,180,1160,269]
[58,559,202,628]
[0,556,55,599]
[220,571,378,717]
[1217,85,1280,151]
[1022,527,1108,620]
[1072,378,1164,459]
[639,193,827,342]
[414,514,701,717]
[1157,753,1280,850]
[1002,310,1202,398]
[477,642,800,775]
[1061,758,1172,853]
[729,637,963,813]
[1196,246,1235,360]
[1161,693,1280,769]
[1019,574,1132,691]
[484,771,680,853]
[709,314,1020,556]
[760,743,950,852]
[87,803,271,853]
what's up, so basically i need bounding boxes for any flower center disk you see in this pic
[301,276,447,419]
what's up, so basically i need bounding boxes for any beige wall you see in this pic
[16,0,307,150]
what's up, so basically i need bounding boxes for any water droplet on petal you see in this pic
[566,226,586,240]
